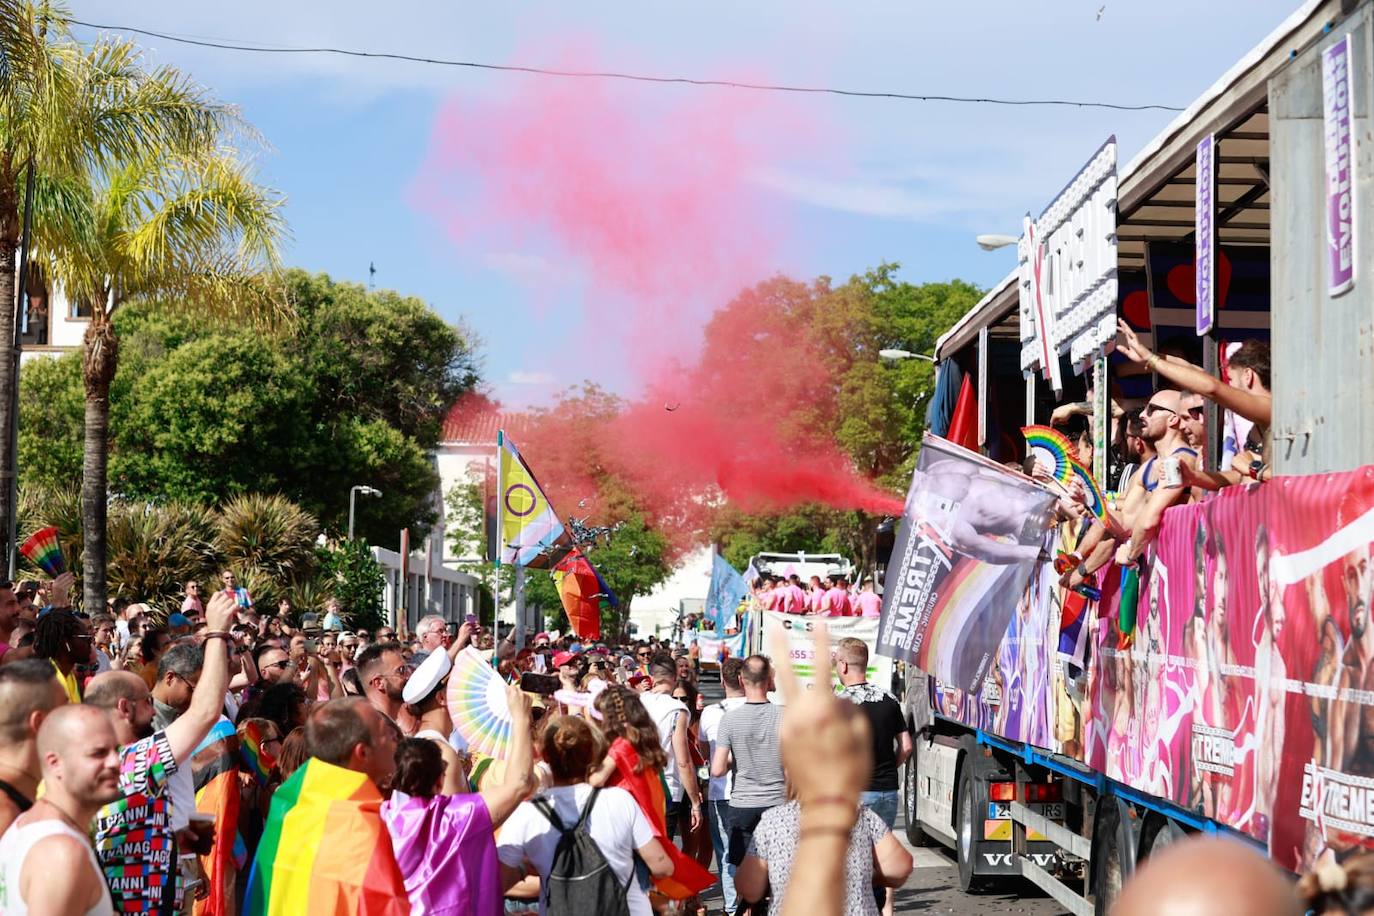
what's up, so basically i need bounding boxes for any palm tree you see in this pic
[0,2,230,562]
[51,148,286,610]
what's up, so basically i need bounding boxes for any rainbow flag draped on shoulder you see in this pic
[606,739,714,900]
[497,431,567,569]
[244,758,409,915]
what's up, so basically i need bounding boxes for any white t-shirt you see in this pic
[699,696,746,801]
[638,691,688,802]
[496,784,656,916]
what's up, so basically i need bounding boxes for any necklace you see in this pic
[34,796,87,833]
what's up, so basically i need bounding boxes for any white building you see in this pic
[14,266,88,365]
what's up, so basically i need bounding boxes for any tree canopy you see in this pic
[18,269,481,545]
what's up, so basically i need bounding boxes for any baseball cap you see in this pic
[552,650,580,668]
[569,642,584,653]
[628,672,651,688]
[534,632,550,644]
[168,612,191,628]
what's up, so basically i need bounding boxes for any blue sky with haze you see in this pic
[74,1,1297,403]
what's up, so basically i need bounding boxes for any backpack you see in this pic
[532,788,634,916]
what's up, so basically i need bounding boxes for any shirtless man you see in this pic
[1117,389,1204,566]
[1064,389,1187,589]
[1330,517,1374,781]
[917,457,1052,565]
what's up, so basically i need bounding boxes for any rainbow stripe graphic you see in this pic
[1021,425,1076,484]
[19,526,65,576]
[1068,458,1107,521]
[238,720,277,787]
[244,758,408,916]
[447,647,513,759]
[915,559,1019,690]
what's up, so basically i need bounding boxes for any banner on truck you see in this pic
[933,463,1374,873]
[761,612,893,692]
[876,434,1057,695]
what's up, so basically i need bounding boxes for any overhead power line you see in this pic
[68,17,1185,114]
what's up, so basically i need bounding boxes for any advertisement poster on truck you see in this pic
[761,612,893,691]
[876,434,1057,694]
[929,463,1374,872]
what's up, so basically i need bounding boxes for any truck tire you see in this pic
[903,754,932,847]
[1091,799,1135,916]
[956,765,986,893]
[1138,814,1187,859]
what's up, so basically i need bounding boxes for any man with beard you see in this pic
[357,640,411,723]
[1253,524,1287,837]
[83,591,236,912]
[0,705,123,914]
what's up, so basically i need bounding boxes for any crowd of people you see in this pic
[744,573,883,619]
[0,563,922,916]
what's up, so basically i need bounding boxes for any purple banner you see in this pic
[1322,34,1356,297]
[1195,133,1215,335]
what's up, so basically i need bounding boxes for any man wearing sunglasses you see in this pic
[1117,389,1204,566]
[1066,389,1200,589]
[356,640,411,723]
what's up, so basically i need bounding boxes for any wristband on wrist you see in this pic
[202,630,231,641]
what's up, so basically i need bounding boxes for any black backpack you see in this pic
[531,788,634,916]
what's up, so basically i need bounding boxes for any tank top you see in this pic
[0,817,114,915]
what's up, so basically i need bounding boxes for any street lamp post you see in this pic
[878,348,937,363]
[348,485,382,540]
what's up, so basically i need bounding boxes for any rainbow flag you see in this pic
[244,758,410,916]
[605,738,714,900]
[497,431,567,569]
[192,717,243,916]
[239,720,277,787]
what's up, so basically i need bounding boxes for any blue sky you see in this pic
[74,1,1298,404]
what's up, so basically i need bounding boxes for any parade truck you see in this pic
[747,551,856,585]
[883,2,1374,913]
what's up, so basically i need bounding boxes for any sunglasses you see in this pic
[1144,403,1176,417]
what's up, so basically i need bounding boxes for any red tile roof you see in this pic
[440,398,530,445]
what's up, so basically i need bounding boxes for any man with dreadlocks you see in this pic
[32,608,93,703]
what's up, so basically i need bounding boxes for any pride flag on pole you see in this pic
[496,430,566,569]
[706,551,749,634]
[244,758,409,916]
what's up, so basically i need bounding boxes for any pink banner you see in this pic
[936,465,1374,872]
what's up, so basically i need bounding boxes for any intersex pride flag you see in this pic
[877,434,1056,695]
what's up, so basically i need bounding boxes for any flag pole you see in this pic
[514,565,527,650]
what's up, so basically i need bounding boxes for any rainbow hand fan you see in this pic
[1022,425,1077,484]
[447,646,514,759]
[20,526,65,576]
[1067,458,1107,522]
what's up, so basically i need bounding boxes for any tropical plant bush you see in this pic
[214,493,319,586]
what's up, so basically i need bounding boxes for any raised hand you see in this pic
[1116,319,1153,364]
[48,571,75,608]
[767,622,871,807]
[205,590,237,632]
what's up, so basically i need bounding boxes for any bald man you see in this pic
[0,659,69,834]
[1117,389,1203,565]
[1112,835,1299,916]
[83,590,236,912]
[0,704,121,914]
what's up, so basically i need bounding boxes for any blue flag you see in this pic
[707,551,749,634]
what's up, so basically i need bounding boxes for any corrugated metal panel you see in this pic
[1269,7,1374,474]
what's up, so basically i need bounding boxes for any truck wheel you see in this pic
[903,754,932,847]
[1139,815,1187,859]
[1091,800,1134,916]
[956,766,986,893]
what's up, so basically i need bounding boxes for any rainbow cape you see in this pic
[244,758,410,916]
[19,525,64,576]
[239,719,278,787]
[606,738,714,900]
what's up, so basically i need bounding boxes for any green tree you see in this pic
[0,3,233,552]
[17,351,82,489]
[317,538,387,632]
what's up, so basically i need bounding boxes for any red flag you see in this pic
[945,373,979,452]
[553,549,604,640]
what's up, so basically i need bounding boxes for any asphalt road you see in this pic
[694,669,1069,916]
